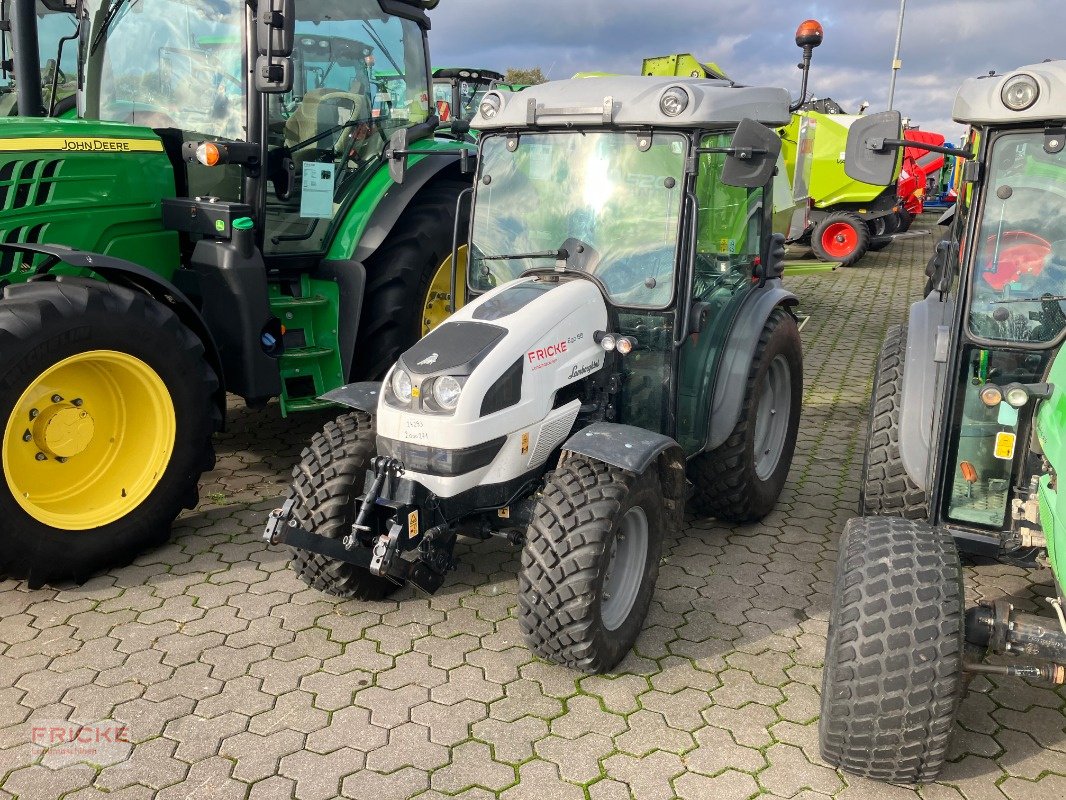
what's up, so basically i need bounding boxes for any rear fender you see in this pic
[0,242,227,420]
[899,291,955,491]
[708,283,798,450]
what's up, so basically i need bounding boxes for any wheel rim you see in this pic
[2,350,176,530]
[600,506,649,631]
[753,354,792,481]
[820,221,858,259]
[421,244,468,336]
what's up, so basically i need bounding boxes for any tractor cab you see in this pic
[819,61,1066,785]
[266,75,807,673]
[0,0,77,115]
[431,66,502,124]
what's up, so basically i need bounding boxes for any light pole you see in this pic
[888,0,907,110]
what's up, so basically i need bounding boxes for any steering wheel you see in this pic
[981,230,1052,291]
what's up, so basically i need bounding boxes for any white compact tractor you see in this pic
[265,76,804,672]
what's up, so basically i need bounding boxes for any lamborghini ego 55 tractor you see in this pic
[265,76,805,672]
[0,0,471,586]
[820,63,1066,783]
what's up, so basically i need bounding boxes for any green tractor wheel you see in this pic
[812,212,871,266]
[0,278,218,586]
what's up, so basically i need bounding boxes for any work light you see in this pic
[1001,74,1039,111]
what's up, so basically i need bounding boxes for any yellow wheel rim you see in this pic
[2,350,176,530]
[422,244,468,336]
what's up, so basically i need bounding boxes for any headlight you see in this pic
[479,92,503,119]
[660,86,689,117]
[1001,74,1039,111]
[1004,384,1030,408]
[432,375,463,410]
[391,368,413,403]
[979,384,1003,408]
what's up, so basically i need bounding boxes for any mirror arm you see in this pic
[868,137,974,160]
[695,146,768,159]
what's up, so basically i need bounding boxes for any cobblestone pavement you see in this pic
[2,218,1064,799]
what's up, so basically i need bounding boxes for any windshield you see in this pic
[470,131,686,308]
[969,131,1066,345]
[82,0,246,139]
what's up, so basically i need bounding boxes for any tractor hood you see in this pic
[375,276,609,497]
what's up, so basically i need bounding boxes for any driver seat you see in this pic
[284,88,370,164]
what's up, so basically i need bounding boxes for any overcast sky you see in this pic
[428,0,1065,142]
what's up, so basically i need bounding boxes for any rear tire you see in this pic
[0,278,218,586]
[688,308,802,522]
[820,516,964,784]
[897,209,914,233]
[285,412,400,600]
[812,211,871,266]
[353,180,470,379]
[518,455,665,673]
[860,326,929,518]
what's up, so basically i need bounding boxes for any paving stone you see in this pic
[535,732,615,782]
[499,760,582,800]
[601,751,685,800]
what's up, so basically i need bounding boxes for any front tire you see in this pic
[812,211,871,266]
[285,411,400,600]
[518,455,665,673]
[860,326,929,518]
[820,517,964,784]
[688,308,802,522]
[0,278,218,586]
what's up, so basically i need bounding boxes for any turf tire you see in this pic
[0,277,219,587]
[859,326,929,518]
[820,516,964,784]
[688,308,802,522]
[286,411,400,600]
[518,455,665,673]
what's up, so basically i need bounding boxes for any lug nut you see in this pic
[22,430,31,442]
[29,409,38,420]
[71,398,83,407]
[56,457,67,464]
[51,394,63,403]
[35,453,47,461]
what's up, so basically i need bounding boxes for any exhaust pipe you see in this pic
[9,0,44,116]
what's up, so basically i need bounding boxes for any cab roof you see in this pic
[953,60,1066,125]
[433,68,505,81]
[473,76,791,131]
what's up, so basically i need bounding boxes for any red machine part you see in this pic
[898,130,946,216]
[981,231,1053,291]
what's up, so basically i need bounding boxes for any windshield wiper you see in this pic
[992,294,1066,304]
[91,0,133,54]
[481,248,569,261]
[361,22,403,77]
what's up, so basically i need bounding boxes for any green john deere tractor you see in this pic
[0,0,473,586]
[0,0,78,116]
[820,63,1066,783]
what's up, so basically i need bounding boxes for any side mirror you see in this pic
[257,0,295,57]
[255,56,293,94]
[721,118,782,188]
[844,110,902,186]
[388,128,409,184]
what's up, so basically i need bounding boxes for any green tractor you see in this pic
[431,66,503,125]
[0,0,473,586]
[0,0,78,116]
[820,62,1066,783]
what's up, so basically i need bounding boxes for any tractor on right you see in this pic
[819,61,1066,784]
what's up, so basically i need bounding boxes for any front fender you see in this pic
[320,381,382,413]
